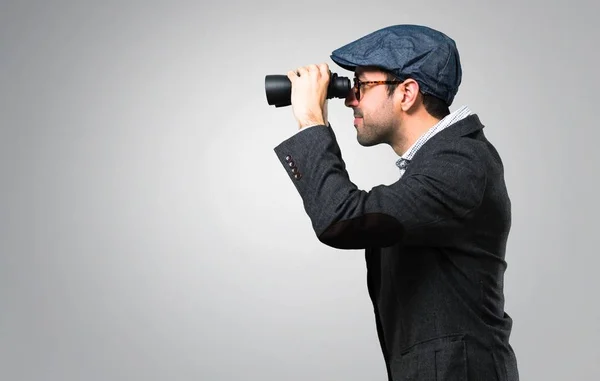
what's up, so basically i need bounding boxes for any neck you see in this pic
[392,113,442,156]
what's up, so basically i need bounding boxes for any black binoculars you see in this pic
[265,72,351,107]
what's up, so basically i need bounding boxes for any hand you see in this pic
[287,63,330,129]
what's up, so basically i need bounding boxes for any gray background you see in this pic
[1,1,598,380]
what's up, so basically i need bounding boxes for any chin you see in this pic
[357,136,377,147]
[358,129,386,146]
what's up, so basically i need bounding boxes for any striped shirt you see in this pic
[396,105,472,178]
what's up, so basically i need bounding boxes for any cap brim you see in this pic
[330,54,358,72]
[330,48,398,74]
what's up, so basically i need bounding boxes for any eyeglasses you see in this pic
[352,78,405,101]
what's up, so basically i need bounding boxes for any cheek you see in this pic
[366,103,393,127]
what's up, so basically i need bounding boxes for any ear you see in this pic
[395,78,420,112]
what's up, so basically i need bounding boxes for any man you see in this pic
[273,24,519,380]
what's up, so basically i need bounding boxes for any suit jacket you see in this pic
[274,114,519,381]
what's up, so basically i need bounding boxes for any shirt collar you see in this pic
[400,105,472,161]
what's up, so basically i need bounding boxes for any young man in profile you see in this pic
[274,24,519,380]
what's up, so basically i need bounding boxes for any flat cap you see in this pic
[330,24,462,106]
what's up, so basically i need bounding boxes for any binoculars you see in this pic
[264,72,351,107]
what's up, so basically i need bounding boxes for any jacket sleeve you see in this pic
[273,124,487,249]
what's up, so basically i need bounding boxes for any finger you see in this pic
[287,70,298,83]
[296,66,308,76]
[306,64,319,74]
[318,63,330,77]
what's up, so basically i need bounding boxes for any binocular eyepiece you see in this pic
[265,72,351,107]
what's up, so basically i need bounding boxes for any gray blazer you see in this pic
[274,114,519,381]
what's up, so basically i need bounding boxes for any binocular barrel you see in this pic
[265,73,351,107]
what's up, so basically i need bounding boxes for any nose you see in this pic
[345,88,359,108]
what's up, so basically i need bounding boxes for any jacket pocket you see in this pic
[391,334,468,381]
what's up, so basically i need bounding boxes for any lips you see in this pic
[354,111,363,127]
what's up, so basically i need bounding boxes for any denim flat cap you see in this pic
[331,24,462,106]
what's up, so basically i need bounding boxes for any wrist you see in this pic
[299,118,325,129]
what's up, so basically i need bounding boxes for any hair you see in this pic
[384,71,450,119]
